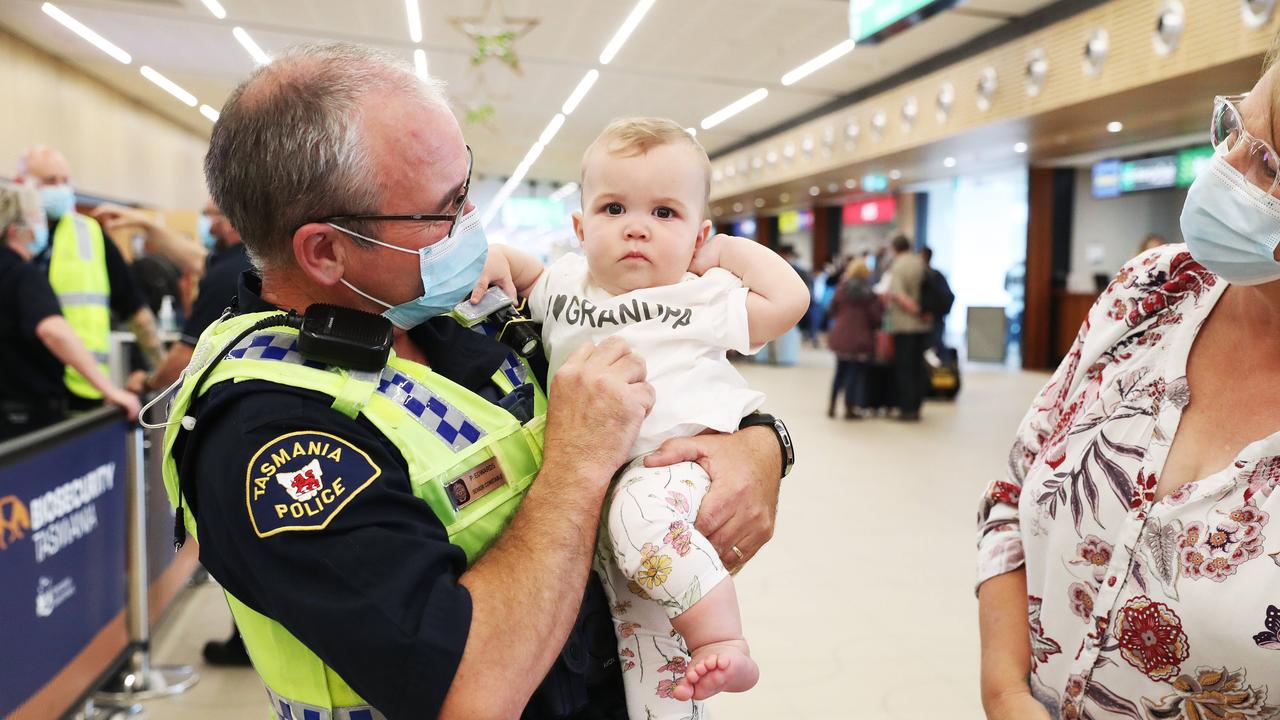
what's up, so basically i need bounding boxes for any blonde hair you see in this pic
[0,183,41,233]
[583,117,712,201]
[843,258,870,282]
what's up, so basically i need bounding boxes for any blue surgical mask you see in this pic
[40,184,75,221]
[333,207,489,329]
[27,221,49,257]
[197,214,217,250]
[1180,150,1280,285]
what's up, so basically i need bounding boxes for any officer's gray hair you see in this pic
[204,42,449,272]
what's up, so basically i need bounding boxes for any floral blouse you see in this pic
[977,244,1280,719]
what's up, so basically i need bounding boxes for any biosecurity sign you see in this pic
[0,421,128,718]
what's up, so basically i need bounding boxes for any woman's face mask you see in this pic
[331,207,489,329]
[1181,94,1280,285]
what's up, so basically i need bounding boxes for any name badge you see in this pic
[445,457,507,511]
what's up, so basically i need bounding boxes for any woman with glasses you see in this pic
[977,41,1280,719]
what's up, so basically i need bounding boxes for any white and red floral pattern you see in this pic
[977,245,1280,717]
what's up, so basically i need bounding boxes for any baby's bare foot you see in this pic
[672,640,758,702]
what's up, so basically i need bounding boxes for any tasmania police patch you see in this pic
[245,431,380,538]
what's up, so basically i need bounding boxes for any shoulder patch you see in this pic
[245,431,381,538]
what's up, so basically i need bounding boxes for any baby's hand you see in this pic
[689,233,728,275]
[470,245,519,303]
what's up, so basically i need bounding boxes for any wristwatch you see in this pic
[738,412,794,479]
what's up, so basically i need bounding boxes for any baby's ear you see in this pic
[694,219,713,249]
[572,211,585,247]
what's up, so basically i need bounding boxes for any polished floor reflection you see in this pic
[141,346,1050,720]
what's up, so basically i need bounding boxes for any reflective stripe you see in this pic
[57,292,110,308]
[377,368,485,451]
[226,331,327,369]
[499,352,529,388]
[72,215,93,260]
[265,687,388,720]
[227,331,486,451]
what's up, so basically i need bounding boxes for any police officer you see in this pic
[0,184,139,439]
[15,146,165,409]
[162,43,787,719]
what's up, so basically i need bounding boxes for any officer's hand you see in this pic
[106,388,142,421]
[470,246,517,304]
[644,426,781,570]
[544,337,653,487]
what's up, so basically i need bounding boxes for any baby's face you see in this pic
[574,143,711,295]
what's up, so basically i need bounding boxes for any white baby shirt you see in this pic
[526,252,765,459]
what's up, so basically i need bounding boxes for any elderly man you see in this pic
[161,42,788,719]
[16,146,166,408]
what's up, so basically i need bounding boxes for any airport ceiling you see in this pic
[0,0,1063,185]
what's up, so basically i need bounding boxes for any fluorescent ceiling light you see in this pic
[41,3,131,64]
[141,65,197,107]
[232,26,271,65]
[199,104,220,122]
[686,128,697,137]
[199,0,227,20]
[405,0,422,44]
[781,39,855,86]
[1014,142,1028,154]
[414,48,428,78]
[549,182,579,202]
[561,69,599,115]
[943,156,957,168]
[599,0,655,65]
[701,88,768,130]
[538,113,567,147]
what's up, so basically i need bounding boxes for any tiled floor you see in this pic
[139,346,1049,719]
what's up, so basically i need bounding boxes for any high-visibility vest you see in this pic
[162,310,547,718]
[47,213,111,400]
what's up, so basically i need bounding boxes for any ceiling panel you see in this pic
[0,0,1070,192]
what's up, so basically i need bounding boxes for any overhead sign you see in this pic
[778,209,814,235]
[1093,145,1215,198]
[1092,159,1122,199]
[849,0,957,44]
[1176,145,1214,188]
[861,173,889,193]
[1119,155,1178,193]
[843,196,897,226]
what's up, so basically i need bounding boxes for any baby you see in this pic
[479,118,808,718]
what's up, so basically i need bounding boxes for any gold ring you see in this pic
[731,545,744,560]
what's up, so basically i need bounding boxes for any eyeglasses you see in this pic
[318,145,474,237]
[1211,95,1280,194]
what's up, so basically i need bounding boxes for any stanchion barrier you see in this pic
[92,426,197,705]
[0,409,199,720]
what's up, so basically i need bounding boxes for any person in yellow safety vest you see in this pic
[0,183,140,439]
[161,42,788,720]
[15,145,166,409]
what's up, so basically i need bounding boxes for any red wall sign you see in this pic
[842,196,897,226]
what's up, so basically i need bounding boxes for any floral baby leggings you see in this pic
[595,458,730,720]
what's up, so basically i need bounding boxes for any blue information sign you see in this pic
[0,421,129,717]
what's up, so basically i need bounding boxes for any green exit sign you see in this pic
[849,0,957,44]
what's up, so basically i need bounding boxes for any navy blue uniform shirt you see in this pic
[179,242,253,346]
[175,272,623,720]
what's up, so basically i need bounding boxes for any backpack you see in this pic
[920,268,955,319]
